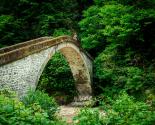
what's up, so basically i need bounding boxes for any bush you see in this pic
[74,108,102,125]
[80,0,155,101]
[102,92,155,125]
[0,90,63,125]
[125,67,144,91]
[74,92,155,125]
[53,28,72,37]
[94,45,155,98]
[0,87,17,99]
[22,90,58,119]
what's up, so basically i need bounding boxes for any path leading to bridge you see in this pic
[58,105,80,124]
[58,104,106,124]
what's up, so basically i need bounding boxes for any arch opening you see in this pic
[34,42,92,103]
[37,52,77,105]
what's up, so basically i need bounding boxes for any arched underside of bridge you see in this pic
[0,36,93,101]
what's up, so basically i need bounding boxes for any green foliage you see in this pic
[79,4,135,51]
[53,28,72,37]
[98,4,137,44]
[74,108,102,125]
[22,90,58,119]
[38,15,55,36]
[102,92,155,125]
[125,67,144,90]
[79,0,155,104]
[0,15,23,46]
[94,0,155,8]
[79,5,104,51]
[0,89,64,125]
[75,92,155,125]
[94,46,155,97]
[0,0,93,47]
[0,87,17,99]
[79,0,155,57]
[38,52,77,103]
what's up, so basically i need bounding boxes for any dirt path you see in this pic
[58,105,105,124]
[58,105,80,124]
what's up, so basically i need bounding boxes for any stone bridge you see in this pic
[0,36,93,102]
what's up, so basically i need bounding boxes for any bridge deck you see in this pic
[0,37,51,54]
[0,36,93,66]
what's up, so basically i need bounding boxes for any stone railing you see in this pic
[0,37,50,54]
[0,36,93,66]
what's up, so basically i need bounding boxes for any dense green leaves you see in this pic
[0,15,22,46]
[79,2,155,52]
[22,90,58,119]
[0,0,92,47]
[38,52,77,104]
[0,89,64,125]
[79,5,105,51]
[102,92,155,125]
[74,108,102,125]
[75,92,155,125]
[79,0,155,101]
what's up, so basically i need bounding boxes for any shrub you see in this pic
[80,0,155,101]
[53,28,71,37]
[22,90,58,119]
[102,92,155,125]
[0,91,60,125]
[74,92,155,125]
[94,45,155,98]
[74,108,102,125]
[125,67,144,91]
[0,87,17,99]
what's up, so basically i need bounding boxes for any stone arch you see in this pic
[37,42,92,101]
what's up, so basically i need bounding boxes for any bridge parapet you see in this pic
[0,37,51,54]
[0,36,92,66]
